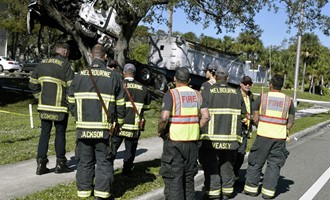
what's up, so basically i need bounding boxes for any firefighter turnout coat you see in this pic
[117,78,151,138]
[67,59,125,139]
[29,54,75,121]
[200,82,245,149]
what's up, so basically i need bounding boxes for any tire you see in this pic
[153,74,168,92]
[0,65,3,72]
[139,67,151,84]
[74,21,97,38]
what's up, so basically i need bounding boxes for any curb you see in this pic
[135,120,330,200]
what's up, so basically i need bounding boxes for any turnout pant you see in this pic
[76,139,114,199]
[244,136,289,198]
[199,147,237,198]
[37,115,68,159]
[234,134,248,178]
[160,139,198,200]
[112,135,139,173]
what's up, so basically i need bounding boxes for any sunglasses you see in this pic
[242,82,252,86]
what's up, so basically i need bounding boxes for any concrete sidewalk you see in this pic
[0,137,163,200]
[0,106,329,200]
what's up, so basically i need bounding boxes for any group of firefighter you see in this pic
[29,41,294,200]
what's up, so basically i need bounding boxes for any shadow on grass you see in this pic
[115,148,148,160]
[112,158,161,198]
[0,134,40,144]
[0,86,34,106]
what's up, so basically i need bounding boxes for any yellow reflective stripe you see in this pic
[68,96,75,104]
[200,134,242,142]
[207,111,239,136]
[76,121,109,129]
[74,92,115,102]
[39,76,66,86]
[77,190,92,198]
[94,190,110,198]
[116,98,125,106]
[262,187,275,197]
[118,118,124,124]
[207,189,221,196]
[231,114,238,135]
[77,99,82,122]
[126,102,143,110]
[33,92,41,99]
[208,108,241,115]
[122,124,139,130]
[37,104,68,112]
[29,77,39,84]
[38,76,66,107]
[244,185,258,193]
[222,187,233,194]
[67,80,72,87]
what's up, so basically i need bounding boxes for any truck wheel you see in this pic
[0,65,3,72]
[154,74,167,92]
[75,21,97,38]
[139,67,151,84]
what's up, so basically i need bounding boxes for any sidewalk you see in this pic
[0,137,163,200]
[0,106,329,200]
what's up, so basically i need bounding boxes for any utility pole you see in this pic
[293,2,305,107]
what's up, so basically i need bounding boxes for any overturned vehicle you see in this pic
[26,0,246,95]
[132,36,246,93]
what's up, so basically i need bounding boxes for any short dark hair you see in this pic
[92,44,106,59]
[56,42,70,51]
[175,67,190,83]
[271,74,284,90]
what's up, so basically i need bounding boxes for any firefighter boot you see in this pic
[55,158,72,174]
[36,158,50,175]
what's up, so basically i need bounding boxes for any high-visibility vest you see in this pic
[257,92,291,139]
[242,91,251,128]
[169,86,201,141]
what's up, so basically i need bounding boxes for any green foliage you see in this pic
[129,44,149,64]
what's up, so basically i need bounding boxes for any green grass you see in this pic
[0,88,161,165]
[252,86,330,102]
[17,159,163,200]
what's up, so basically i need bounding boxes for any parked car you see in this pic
[0,56,21,72]
[21,58,42,73]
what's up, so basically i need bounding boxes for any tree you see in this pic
[28,0,276,68]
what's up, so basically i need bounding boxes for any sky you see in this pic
[148,3,330,48]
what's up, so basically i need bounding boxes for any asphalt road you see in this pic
[192,124,330,200]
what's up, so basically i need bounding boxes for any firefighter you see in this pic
[200,63,217,92]
[29,42,75,175]
[244,74,295,199]
[112,63,151,175]
[68,44,125,199]
[233,75,254,183]
[158,67,210,200]
[199,66,245,200]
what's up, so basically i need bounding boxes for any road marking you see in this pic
[299,166,330,200]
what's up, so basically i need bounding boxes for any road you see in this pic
[193,124,330,200]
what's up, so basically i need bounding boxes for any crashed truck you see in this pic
[26,0,245,94]
[133,36,246,93]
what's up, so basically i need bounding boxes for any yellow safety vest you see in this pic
[257,92,291,139]
[169,86,201,141]
[242,91,251,128]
